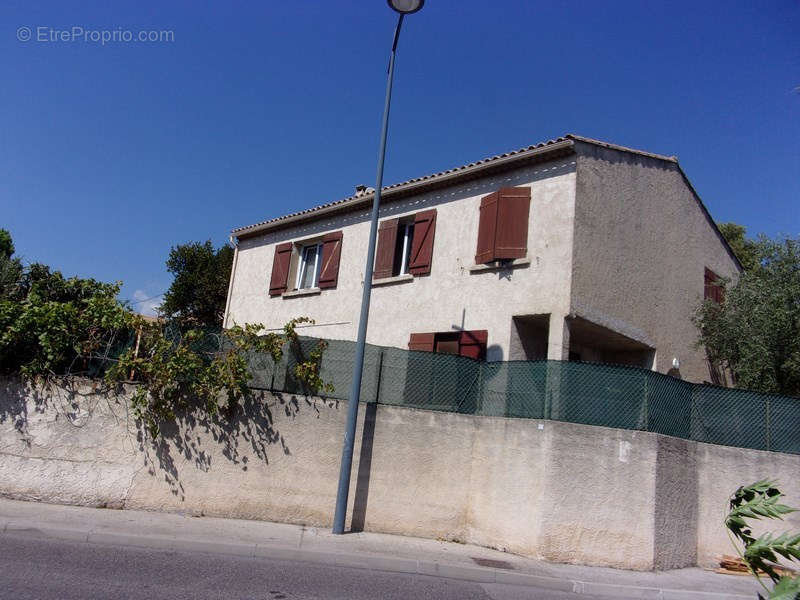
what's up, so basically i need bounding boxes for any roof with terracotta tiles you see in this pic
[232,134,677,239]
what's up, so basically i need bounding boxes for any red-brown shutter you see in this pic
[475,191,499,264]
[704,267,724,304]
[318,231,343,289]
[374,218,399,280]
[268,242,293,296]
[408,333,435,352]
[409,209,437,276]
[704,268,714,300]
[458,330,488,360]
[494,187,531,260]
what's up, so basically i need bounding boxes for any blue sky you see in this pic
[2,1,798,314]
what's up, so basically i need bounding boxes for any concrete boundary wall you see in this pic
[1,377,798,570]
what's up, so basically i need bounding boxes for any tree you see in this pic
[160,241,234,329]
[718,222,760,271]
[695,235,800,396]
[0,263,131,377]
[0,229,14,258]
[0,229,23,299]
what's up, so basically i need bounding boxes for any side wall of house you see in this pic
[3,378,799,570]
[226,158,577,361]
[571,143,740,383]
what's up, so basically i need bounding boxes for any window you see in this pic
[704,267,725,304]
[268,231,343,296]
[296,243,322,290]
[475,186,531,264]
[393,222,415,276]
[408,330,488,360]
[432,332,459,355]
[374,209,436,280]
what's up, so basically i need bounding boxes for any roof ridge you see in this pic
[566,134,678,163]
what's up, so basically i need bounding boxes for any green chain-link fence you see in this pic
[243,335,799,455]
[109,327,799,455]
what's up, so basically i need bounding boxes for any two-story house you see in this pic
[224,134,740,384]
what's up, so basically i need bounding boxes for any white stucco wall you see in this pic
[3,377,798,571]
[227,158,577,362]
[228,143,739,377]
[571,143,741,382]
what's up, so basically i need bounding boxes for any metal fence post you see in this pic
[642,370,649,432]
[544,361,551,420]
[375,348,385,404]
[478,361,484,416]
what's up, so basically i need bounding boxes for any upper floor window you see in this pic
[268,231,343,297]
[475,186,531,264]
[704,267,725,304]
[374,209,436,280]
[393,222,415,276]
[296,242,323,290]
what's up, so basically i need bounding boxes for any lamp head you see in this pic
[388,0,424,14]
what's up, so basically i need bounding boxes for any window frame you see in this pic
[394,220,415,277]
[295,242,323,291]
[374,209,436,281]
[270,231,343,297]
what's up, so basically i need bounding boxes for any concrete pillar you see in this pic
[545,315,570,420]
[508,318,526,362]
[546,314,570,360]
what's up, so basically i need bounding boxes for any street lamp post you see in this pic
[332,0,425,535]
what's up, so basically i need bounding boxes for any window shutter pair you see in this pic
[268,231,343,296]
[373,209,437,279]
[475,187,531,264]
[407,330,488,360]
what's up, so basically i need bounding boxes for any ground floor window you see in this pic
[408,330,487,361]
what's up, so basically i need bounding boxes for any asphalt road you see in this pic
[0,533,604,600]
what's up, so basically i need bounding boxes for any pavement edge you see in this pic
[0,520,751,600]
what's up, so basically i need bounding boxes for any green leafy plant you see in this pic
[105,317,333,437]
[0,263,132,377]
[695,233,800,396]
[0,228,23,300]
[284,317,334,396]
[725,480,800,599]
[0,235,332,437]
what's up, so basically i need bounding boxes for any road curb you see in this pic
[1,521,751,599]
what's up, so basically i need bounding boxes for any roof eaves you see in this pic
[233,136,575,239]
[673,164,744,272]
